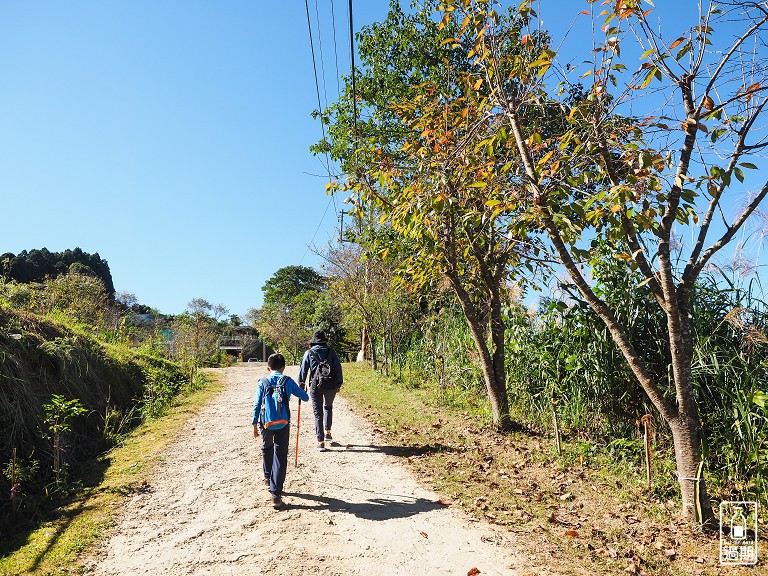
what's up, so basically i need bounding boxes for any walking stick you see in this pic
[295,399,302,466]
[295,369,310,466]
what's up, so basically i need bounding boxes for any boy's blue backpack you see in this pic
[260,376,289,429]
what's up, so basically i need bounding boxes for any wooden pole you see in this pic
[551,394,561,456]
[638,414,653,488]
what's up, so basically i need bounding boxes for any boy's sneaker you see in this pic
[318,441,325,451]
[324,430,333,440]
[272,495,283,509]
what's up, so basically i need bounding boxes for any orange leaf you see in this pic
[669,37,685,50]
[467,569,481,576]
[420,531,429,538]
[521,34,531,46]
[703,95,714,110]
[581,10,589,14]
[565,529,580,537]
[746,82,762,102]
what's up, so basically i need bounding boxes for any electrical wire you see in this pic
[329,0,342,97]
[304,0,334,178]
[303,0,344,259]
[314,0,329,112]
[348,0,359,134]
[299,194,335,265]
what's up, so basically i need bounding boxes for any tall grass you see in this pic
[0,305,188,532]
[393,260,767,508]
[690,272,768,505]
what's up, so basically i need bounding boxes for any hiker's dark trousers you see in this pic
[310,385,337,441]
[261,424,290,496]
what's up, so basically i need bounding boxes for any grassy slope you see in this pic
[341,363,765,576]
[0,372,223,576]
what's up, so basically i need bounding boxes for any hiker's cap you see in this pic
[310,330,327,345]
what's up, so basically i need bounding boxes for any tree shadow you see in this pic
[337,443,458,457]
[0,455,111,568]
[281,490,445,521]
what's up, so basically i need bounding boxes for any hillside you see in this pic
[0,305,187,532]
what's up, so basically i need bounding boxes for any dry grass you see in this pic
[0,371,224,576]
[341,363,766,576]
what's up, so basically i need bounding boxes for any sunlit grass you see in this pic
[341,363,764,576]
[0,372,223,576]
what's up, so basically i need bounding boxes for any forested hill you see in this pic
[0,248,114,296]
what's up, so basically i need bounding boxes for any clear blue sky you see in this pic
[0,0,388,316]
[1,1,763,317]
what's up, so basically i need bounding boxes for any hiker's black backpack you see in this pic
[308,348,336,390]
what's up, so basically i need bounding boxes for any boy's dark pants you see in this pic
[309,385,337,441]
[261,424,290,496]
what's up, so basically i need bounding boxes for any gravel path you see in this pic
[88,363,523,575]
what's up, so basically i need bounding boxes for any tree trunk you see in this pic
[382,336,388,376]
[448,274,511,431]
[370,335,378,371]
[669,414,715,524]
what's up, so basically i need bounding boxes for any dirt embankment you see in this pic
[85,364,530,576]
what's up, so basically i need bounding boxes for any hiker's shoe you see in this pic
[324,430,333,440]
[318,441,325,450]
[272,495,283,509]
[263,478,270,489]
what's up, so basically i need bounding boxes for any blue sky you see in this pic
[1,1,764,316]
[0,1,389,316]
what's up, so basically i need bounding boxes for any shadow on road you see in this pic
[281,490,445,521]
[337,443,458,457]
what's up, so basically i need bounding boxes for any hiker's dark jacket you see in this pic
[298,344,343,388]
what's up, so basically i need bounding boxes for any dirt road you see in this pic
[87,364,523,575]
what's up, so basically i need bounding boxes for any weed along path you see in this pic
[87,364,524,576]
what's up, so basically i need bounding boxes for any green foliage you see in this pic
[0,304,190,531]
[0,247,114,296]
[168,298,230,370]
[42,395,87,438]
[262,265,325,307]
[43,395,87,484]
[138,364,187,420]
[252,265,345,362]
[689,273,768,505]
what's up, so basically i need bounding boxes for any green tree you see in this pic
[251,266,331,362]
[262,265,325,307]
[321,0,544,429]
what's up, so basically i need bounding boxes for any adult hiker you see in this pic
[298,330,343,451]
[252,353,309,509]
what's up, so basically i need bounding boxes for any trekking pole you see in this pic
[295,399,302,466]
[295,369,310,466]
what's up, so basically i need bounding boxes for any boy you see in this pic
[252,353,309,509]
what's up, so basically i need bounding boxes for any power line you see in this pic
[348,0,359,135]
[303,0,335,179]
[329,0,342,97]
[299,194,335,265]
[313,0,329,112]
[303,0,344,259]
